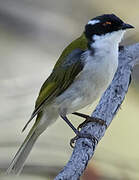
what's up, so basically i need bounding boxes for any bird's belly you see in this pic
[54,58,117,115]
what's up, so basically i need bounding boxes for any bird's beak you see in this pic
[122,23,134,30]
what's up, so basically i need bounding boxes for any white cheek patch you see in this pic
[88,19,100,25]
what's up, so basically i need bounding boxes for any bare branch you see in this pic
[54,43,139,180]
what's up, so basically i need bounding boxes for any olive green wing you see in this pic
[54,33,87,68]
[22,33,88,131]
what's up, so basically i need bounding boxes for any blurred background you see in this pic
[0,0,139,179]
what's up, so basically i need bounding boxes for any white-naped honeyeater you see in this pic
[7,14,134,175]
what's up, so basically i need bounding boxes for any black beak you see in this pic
[122,23,134,30]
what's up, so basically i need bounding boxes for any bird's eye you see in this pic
[102,21,112,26]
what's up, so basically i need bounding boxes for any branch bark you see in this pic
[54,43,139,180]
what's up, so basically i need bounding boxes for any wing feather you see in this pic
[22,34,88,131]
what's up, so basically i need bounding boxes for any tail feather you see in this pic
[6,130,38,175]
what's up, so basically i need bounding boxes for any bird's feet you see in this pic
[60,113,106,148]
[72,112,107,130]
[70,131,98,148]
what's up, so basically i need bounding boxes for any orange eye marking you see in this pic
[103,21,111,26]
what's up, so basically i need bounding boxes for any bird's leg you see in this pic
[60,115,79,135]
[60,115,98,148]
[72,112,107,130]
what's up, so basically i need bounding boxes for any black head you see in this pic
[85,14,134,41]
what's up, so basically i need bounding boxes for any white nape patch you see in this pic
[88,19,100,25]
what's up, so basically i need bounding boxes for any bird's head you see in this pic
[85,14,134,45]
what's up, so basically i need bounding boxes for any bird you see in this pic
[6,14,134,175]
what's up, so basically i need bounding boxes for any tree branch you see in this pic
[54,43,139,180]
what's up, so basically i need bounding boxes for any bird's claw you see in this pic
[70,112,107,147]
[70,136,78,148]
[77,116,107,130]
[119,45,124,51]
[70,132,98,148]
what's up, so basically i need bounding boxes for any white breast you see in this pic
[77,46,118,103]
[54,49,118,115]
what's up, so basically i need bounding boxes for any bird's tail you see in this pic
[6,122,40,175]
